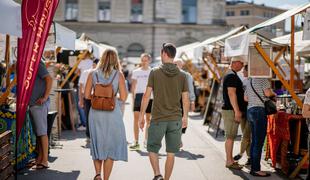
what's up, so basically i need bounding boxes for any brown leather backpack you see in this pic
[91,71,118,111]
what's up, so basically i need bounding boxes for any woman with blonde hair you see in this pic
[85,49,128,180]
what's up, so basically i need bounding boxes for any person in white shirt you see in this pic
[76,50,93,130]
[79,59,98,140]
[77,50,93,75]
[129,53,153,150]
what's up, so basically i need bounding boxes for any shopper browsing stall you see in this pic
[222,56,246,170]
[244,77,276,177]
[233,65,251,165]
[302,88,310,180]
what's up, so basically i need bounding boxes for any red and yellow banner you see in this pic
[17,0,59,136]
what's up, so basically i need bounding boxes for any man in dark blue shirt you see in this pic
[29,60,53,169]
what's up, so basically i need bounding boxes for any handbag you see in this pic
[250,79,277,115]
[91,71,118,111]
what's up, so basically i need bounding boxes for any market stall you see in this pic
[190,26,247,130]
[224,2,310,178]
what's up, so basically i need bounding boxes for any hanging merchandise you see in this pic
[224,32,250,57]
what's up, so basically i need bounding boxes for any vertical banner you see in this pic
[16,0,59,136]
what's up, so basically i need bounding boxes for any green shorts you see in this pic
[147,120,182,153]
[222,110,240,140]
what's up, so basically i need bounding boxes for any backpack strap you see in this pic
[108,71,118,85]
[250,78,264,103]
[95,72,99,83]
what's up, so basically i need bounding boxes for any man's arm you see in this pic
[84,73,93,100]
[36,75,53,105]
[182,91,190,128]
[302,104,310,118]
[79,83,84,108]
[227,87,242,122]
[187,74,196,111]
[131,79,137,98]
[139,87,152,130]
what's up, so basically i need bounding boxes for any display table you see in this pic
[0,109,36,170]
[54,89,76,137]
[266,111,307,175]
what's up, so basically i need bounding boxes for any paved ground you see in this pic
[18,95,290,180]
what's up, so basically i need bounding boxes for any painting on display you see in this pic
[248,46,272,78]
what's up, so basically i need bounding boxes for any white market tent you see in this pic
[272,31,310,57]
[91,41,117,59]
[155,42,201,63]
[198,26,246,48]
[45,23,77,50]
[75,33,117,59]
[225,2,310,57]
[0,0,21,37]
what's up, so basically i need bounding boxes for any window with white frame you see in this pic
[98,0,111,22]
[182,0,197,24]
[65,0,78,21]
[131,0,143,23]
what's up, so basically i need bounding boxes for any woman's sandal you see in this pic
[93,174,101,180]
[250,171,271,177]
[153,175,164,180]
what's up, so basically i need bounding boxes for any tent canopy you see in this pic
[230,2,310,38]
[155,42,201,62]
[198,26,246,47]
[272,31,310,56]
[74,33,117,59]
[0,0,22,37]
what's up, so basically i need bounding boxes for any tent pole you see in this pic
[290,15,295,89]
[5,35,10,89]
[202,58,220,83]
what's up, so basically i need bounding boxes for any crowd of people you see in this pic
[27,43,310,180]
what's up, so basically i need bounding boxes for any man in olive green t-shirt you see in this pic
[139,43,189,180]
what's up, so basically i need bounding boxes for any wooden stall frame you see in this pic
[202,58,220,83]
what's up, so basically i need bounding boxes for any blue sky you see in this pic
[243,0,309,9]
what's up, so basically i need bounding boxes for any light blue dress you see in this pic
[89,69,128,161]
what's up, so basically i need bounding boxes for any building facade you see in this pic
[54,0,229,59]
[225,1,285,38]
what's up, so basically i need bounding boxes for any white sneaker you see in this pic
[77,126,86,131]
[143,141,147,148]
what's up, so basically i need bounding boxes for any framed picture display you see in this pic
[248,46,272,78]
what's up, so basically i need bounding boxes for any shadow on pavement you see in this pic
[59,130,87,141]
[206,129,226,142]
[175,149,205,160]
[48,156,58,163]
[228,169,250,180]
[18,169,80,180]
[189,114,203,120]
[134,150,166,157]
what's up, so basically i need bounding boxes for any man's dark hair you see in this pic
[161,43,176,58]
[244,65,248,71]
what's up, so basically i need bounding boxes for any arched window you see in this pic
[127,43,144,57]
[182,0,197,24]
[65,0,78,21]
